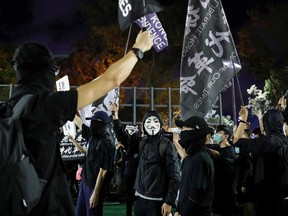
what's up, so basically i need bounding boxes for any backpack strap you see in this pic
[159,136,169,160]
[12,95,33,119]
[139,135,169,160]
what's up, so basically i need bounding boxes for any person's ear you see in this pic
[205,134,210,142]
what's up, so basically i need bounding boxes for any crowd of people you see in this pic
[1,28,288,216]
[64,97,288,216]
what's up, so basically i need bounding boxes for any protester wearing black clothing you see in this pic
[112,117,142,216]
[134,111,180,216]
[173,116,214,216]
[1,31,152,216]
[234,106,288,216]
[236,153,256,216]
[209,126,237,216]
[113,109,180,216]
[77,111,115,216]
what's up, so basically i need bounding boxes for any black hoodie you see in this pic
[134,111,181,206]
[235,109,288,198]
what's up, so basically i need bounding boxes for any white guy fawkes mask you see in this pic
[144,116,161,136]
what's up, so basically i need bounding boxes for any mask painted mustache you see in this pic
[147,126,156,129]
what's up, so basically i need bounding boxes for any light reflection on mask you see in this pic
[144,116,161,136]
[213,133,222,143]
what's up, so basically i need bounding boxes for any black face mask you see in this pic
[90,121,107,138]
[180,130,206,155]
[16,68,56,93]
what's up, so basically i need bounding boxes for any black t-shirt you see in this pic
[82,137,115,189]
[19,90,78,216]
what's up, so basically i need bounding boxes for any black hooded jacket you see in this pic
[235,109,288,197]
[113,111,181,205]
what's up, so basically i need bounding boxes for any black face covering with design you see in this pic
[90,121,107,138]
[179,130,207,155]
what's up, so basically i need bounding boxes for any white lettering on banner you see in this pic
[195,0,219,36]
[185,5,200,36]
[60,138,86,160]
[193,50,239,110]
[180,75,198,95]
[219,49,239,72]
[188,51,215,75]
[205,31,230,58]
[182,34,198,58]
[200,0,210,9]
[207,72,220,89]
[194,87,209,109]
[221,8,227,25]
[118,0,132,17]
[193,72,220,109]
[183,0,220,57]
[137,15,167,49]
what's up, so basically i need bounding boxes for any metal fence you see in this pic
[0,84,222,127]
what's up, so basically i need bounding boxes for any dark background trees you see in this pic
[237,1,288,104]
[1,0,288,113]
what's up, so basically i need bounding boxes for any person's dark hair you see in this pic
[216,125,233,142]
[208,127,215,136]
[252,127,261,135]
[12,41,59,82]
[263,108,284,135]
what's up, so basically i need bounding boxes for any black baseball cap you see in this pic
[85,111,110,124]
[175,116,208,130]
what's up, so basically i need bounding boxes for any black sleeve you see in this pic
[164,141,181,206]
[282,107,288,123]
[33,90,78,130]
[206,144,220,150]
[113,119,131,149]
[98,139,114,171]
[81,124,91,141]
[241,156,253,188]
[235,137,271,155]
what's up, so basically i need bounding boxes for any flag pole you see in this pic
[232,77,237,125]
[235,74,244,106]
[232,58,244,106]
[114,24,133,114]
[142,0,147,28]
[124,24,133,55]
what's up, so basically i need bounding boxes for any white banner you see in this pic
[56,75,76,138]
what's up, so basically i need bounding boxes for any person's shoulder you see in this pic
[102,136,113,144]
[162,135,171,143]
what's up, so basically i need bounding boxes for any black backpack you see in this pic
[0,95,45,216]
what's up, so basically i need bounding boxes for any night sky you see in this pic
[0,0,284,54]
[0,0,286,126]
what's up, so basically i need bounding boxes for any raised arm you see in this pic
[73,114,84,129]
[76,30,153,110]
[172,132,188,159]
[256,110,264,135]
[233,106,249,144]
[68,135,87,154]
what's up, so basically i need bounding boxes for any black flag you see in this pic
[180,0,242,119]
[118,0,164,31]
